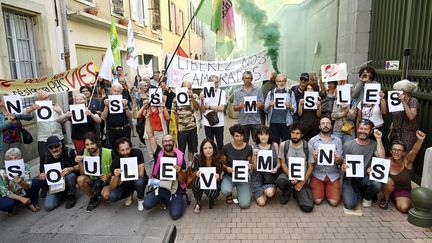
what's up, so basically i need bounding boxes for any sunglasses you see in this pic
[300,78,309,81]
[48,144,61,150]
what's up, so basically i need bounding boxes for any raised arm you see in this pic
[405,130,426,167]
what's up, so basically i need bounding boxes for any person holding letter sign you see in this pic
[233,71,264,143]
[341,119,386,210]
[389,80,420,152]
[38,136,79,211]
[109,137,148,211]
[275,123,315,212]
[250,126,280,206]
[352,67,378,101]
[190,138,223,214]
[264,73,297,144]
[297,81,321,141]
[0,148,41,213]
[380,130,426,213]
[76,132,114,212]
[356,89,387,137]
[331,85,357,144]
[220,125,253,209]
[101,84,133,149]
[143,119,186,220]
[309,116,344,206]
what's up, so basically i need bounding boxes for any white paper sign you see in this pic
[363,83,381,105]
[345,154,364,178]
[120,157,139,181]
[370,157,391,183]
[273,93,286,110]
[232,160,249,182]
[304,91,318,110]
[288,157,305,181]
[35,101,54,122]
[256,150,273,172]
[3,95,24,115]
[203,83,216,99]
[388,90,404,112]
[317,144,336,166]
[44,162,64,186]
[108,95,123,114]
[321,63,347,82]
[336,85,351,105]
[385,60,400,70]
[4,159,25,180]
[160,157,177,181]
[70,104,88,124]
[149,88,163,106]
[244,96,257,113]
[176,88,189,106]
[83,156,101,176]
[199,167,217,190]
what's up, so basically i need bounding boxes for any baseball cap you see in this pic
[46,136,61,148]
[300,73,310,80]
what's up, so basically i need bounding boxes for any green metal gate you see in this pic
[369,0,432,183]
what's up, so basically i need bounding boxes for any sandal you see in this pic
[24,199,40,212]
[226,194,234,204]
[379,199,389,209]
[193,204,201,214]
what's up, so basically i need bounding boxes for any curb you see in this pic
[162,224,177,243]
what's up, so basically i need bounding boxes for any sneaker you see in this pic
[137,199,144,211]
[65,194,77,209]
[125,195,133,206]
[86,197,99,212]
[279,191,290,205]
[362,199,372,208]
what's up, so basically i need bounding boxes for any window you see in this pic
[111,0,124,16]
[150,0,161,31]
[176,9,184,35]
[169,1,175,32]
[3,10,38,107]
[131,0,148,26]
[189,2,196,32]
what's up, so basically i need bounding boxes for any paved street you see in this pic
[1,117,431,242]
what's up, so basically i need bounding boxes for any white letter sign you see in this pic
[149,88,163,106]
[4,95,24,115]
[370,157,391,183]
[35,101,54,122]
[108,95,123,114]
[199,167,217,190]
[304,91,318,110]
[83,156,101,176]
[345,154,364,178]
[44,162,64,186]
[203,83,216,99]
[160,157,177,181]
[70,104,88,124]
[388,90,404,112]
[257,150,273,172]
[288,157,305,181]
[336,85,351,105]
[232,160,249,182]
[120,157,138,181]
[5,159,25,180]
[317,144,336,166]
[273,93,286,110]
[244,96,257,113]
[363,83,381,105]
[176,88,189,106]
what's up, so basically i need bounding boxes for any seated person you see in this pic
[76,132,114,212]
[0,148,41,213]
[109,137,148,211]
[39,136,79,211]
[380,130,426,213]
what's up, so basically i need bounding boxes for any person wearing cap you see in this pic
[38,136,79,211]
[290,73,310,121]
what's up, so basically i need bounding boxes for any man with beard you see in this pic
[309,116,344,206]
[143,117,186,220]
[109,137,148,211]
[275,123,315,212]
[76,132,114,212]
[341,119,385,210]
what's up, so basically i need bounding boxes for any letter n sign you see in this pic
[317,144,335,166]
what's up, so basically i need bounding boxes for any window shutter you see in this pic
[130,0,138,21]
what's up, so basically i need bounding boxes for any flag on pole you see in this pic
[110,18,121,68]
[195,0,221,32]
[176,46,189,58]
[99,47,114,81]
[169,111,178,147]
[126,19,138,68]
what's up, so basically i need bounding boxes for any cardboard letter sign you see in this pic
[108,95,123,114]
[336,85,351,105]
[199,167,217,190]
[363,83,381,105]
[203,83,215,98]
[176,88,189,106]
[4,95,24,115]
[304,91,318,110]
[388,91,404,112]
[5,159,25,180]
[288,157,305,181]
[370,157,391,183]
[44,162,64,186]
[83,156,101,176]
[345,154,364,178]
[35,101,54,122]
[120,157,138,181]
[149,88,163,106]
[257,150,273,172]
[160,157,177,181]
[232,160,249,182]
[317,144,336,166]
[274,93,286,110]
[244,96,257,113]
[70,104,88,124]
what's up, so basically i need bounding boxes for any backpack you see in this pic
[283,139,309,163]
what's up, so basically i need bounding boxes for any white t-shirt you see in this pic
[357,102,384,127]
[201,89,226,127]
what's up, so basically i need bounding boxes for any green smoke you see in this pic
[236,0,281,73]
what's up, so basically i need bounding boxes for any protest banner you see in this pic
[167,51,271,88]
[321,63,347,82]
[0,62,97,97]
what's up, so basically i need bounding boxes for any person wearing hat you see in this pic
[38,136,79,211]
[290,73,310,121]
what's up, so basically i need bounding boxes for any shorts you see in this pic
[391,188,411,199]
[177,128,198,153]
[310,176,341,203]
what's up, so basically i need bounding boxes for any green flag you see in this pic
[110,17,121,67]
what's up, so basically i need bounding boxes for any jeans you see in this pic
[143,186,185,220]
[204,126,224,151]
[0,179,41,213]
[109,177,147,201]
[275,173,314,212]
[270,123,290,145]
[241,124,260,143]
[44,172,78,211]
[332,131,355,146]
[342,175,384,209]
[220,175,251,209]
